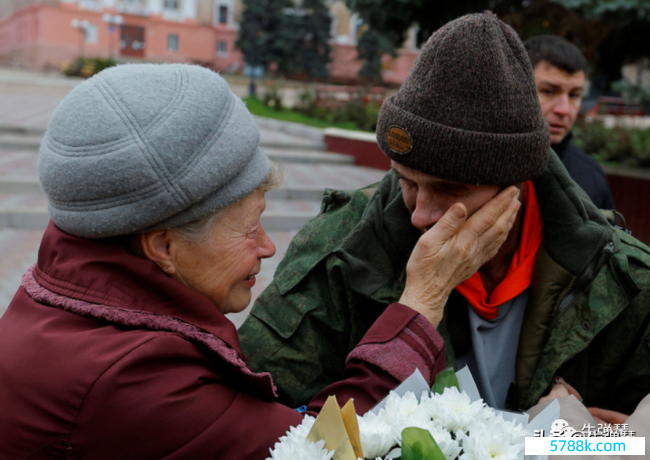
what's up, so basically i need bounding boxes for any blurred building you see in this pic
[328,0,419,85]
[0,0,242,71]
[0,0,418,84]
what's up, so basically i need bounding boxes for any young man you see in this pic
[239,13,650,414]
[525,35,615,209]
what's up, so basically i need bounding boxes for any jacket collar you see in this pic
[29,222,278,400]
[34,222,242,356]
[550,131,574,158]
[34,222,240,350]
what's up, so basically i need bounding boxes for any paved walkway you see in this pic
[0,68,387,326]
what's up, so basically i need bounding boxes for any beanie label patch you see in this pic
[386,127,413,155]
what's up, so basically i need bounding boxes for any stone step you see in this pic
[268,148,352,165]
[0,133,335,162]
[0,194,322,232]
[0,125,46,136]
[0,133,42,150]
[0,177,334,202]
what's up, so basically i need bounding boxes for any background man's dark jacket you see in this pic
[554,132,615,209]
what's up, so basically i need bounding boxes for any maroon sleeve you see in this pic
[308,303,446,415]
[72,304,444,460]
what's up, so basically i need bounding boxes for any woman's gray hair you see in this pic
[172,161,284,244]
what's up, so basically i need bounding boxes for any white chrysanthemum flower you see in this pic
[377,391,431,433]
[458,423,524,460]
[385,447,401,459]
[267,416,334,460]
[292,415,316,439]
[357,411,396,458]
[267,437,334,460]
[425,420,463,460]
[383,391,430,421]
[423,387,493,433]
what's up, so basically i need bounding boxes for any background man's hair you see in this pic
[524,35,587,74]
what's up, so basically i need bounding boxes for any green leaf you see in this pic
[401,427,447,460]
[432,367,459,395]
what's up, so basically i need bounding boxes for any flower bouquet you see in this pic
[268,368,536,460]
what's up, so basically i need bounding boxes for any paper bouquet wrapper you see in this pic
[306,396,364,460]
[308,367,558,460]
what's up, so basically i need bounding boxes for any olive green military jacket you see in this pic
[240,153,650,413]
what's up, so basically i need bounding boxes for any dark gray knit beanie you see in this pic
[38,63,271,238]
[376,12,550,186]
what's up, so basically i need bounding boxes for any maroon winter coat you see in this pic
[0,223,445,460]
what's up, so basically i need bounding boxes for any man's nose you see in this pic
[553,94,571,116]
[410,196,446,232]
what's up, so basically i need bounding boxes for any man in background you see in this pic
[525,35,615,209]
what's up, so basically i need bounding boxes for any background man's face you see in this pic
[533,61,586,144]
[392,162,501,233]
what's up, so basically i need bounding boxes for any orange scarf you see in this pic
[456,181,543,320]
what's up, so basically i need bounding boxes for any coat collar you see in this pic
[28,223,277,400]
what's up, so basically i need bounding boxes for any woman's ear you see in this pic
[140,230,176,275]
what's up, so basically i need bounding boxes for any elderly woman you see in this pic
[0,64,519,459]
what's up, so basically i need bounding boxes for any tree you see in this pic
[236,0,295,77]
[344,0,650,91]
[356,29,394,84]
[552,0,650,20]
[550,0,650,92]
[237,0,332,82]
[343,0,522,80]
[298,0,332,78]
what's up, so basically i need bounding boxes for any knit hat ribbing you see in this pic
[38,64,271,238]
[376,12,550,186]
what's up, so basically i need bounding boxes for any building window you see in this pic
[214,0,233,26]
[164,0,179,10]
[168,34,179,52]
[219,5,228,24]
[84,23,98,44]
[217,40,227,56]
[120,24,146,57]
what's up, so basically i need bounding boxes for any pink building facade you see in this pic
[0,0,416,84]
[0,0,241,72]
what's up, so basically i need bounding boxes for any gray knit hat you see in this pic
[376,12,550,186]
[38,64,271,238]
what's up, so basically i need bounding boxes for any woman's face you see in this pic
[170,188,276,314]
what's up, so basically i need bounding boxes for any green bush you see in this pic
[573,119,650,167]
[247,85,382,132]
[61,57,117,78]
[293,87,380,131]
[262,83,283,111]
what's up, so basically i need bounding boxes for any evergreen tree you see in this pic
[357,29,394,84]
[236,0,295,74]
[237,0,332,81]
[343,0,650,89]
[297,0,332,80]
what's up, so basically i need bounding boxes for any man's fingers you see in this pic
[424,203,468,245]
[587,407,628,425]
[465,186,519,237]
[473,197,520,262]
